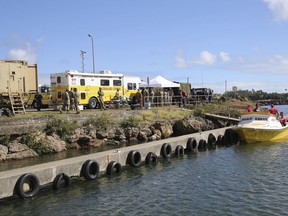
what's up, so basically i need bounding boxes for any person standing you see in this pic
[181,90,187,106]
[169,88,174,104]
[69,88,75,111]
[35,91,43,111]
[253,103,261,112]
[114,88,120,109]
[269,104,278,115]
[73,88,80,114]
[98,87,106,111]
[279,112,287,126]
[150,88,155,106]
[60,89,70,113]
[115,89,120,100]
[247,105,252,112]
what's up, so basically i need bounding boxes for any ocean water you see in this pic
[1,142,288,216]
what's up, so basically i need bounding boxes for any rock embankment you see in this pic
[0,113,231,161]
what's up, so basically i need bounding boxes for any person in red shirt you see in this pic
[280,112,287,126]
[247,105,252,112]
[269,104,278,115]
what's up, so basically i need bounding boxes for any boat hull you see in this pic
[235,127,288,143]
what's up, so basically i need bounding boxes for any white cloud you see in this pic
[219,52,231,62]
[264,0,288,22]
[191,51,216,65]
[7,42,36,63]
[174,49,188,68]
[36,36,45,44]
[273,54,288,65]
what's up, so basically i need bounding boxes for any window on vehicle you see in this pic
[101,79,109,86]
[113,80,122,86]
[132,83,137,90]
[80,79,85,86]
[57,91,62,99]
[57,77,61,83]
[127,83,132,90]
[81,93,85,100]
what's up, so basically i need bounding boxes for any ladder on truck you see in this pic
[7,80,26,115]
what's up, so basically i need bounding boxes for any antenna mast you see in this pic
[80,50,86,73]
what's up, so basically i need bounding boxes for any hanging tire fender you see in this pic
[198,139,207,151]
[145,152,158,165]
[207,133,217,149]
[161,143,172,158]
[175,145,185,157]
[216,135,224,146]
[186,137,197,153]
[52,173,71,190]
[106,161,122,175]
[81,160,99,180]
[127,150,142,167]
[14,173,40,199]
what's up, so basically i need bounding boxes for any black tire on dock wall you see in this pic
[81,160,99,180]
[127,150,142,167]
[106,161,122,175]
[14,173,40,199]
[224,129,234,146]
[186,137,197,153]
[175,145,185,157]
[52,173,71,190]
[231,131,241,144]
[198,139,207,151]
[216,135,224,147]
[207,133,217,150]
[161,143,172,158]
[145,152,158,165]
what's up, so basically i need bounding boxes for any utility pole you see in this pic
[80,50,86,73]
[88,33,96,73]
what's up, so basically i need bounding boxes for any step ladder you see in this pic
[7,80,26,115]
[9,93,26,115]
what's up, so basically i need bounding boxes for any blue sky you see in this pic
[1,0,288,94]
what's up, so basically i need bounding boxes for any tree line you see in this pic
[225,89,288,104]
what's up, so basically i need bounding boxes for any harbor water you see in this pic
[1,142,288,215]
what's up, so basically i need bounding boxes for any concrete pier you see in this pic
[0,127,232,199]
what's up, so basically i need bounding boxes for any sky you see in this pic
[1,0,288,94]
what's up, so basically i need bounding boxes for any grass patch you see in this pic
[83,113,115,131]
[120,116,142,128]
[45,117,80,140]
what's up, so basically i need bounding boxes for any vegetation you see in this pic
[83,113,115,131]
[21,133,53,155]
[0,135,10,146]
[225,89,288,104]
[45,117,80,140]
[120,116,142,128]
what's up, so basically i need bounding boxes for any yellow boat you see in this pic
[234,112,288,143]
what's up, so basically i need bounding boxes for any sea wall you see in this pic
[0,127,236,200]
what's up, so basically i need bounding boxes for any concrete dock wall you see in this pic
[0,127,233,199]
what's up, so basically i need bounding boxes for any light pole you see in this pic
[88,33,95,73]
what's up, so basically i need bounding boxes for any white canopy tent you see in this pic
[139,75,180,88]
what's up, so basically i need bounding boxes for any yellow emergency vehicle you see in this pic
[50,70,141,109]
[26,85,52,108]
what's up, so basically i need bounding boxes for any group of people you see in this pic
[60,88,80,114]
[247,103,286,126]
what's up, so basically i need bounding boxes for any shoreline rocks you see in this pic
[0,114,233,161]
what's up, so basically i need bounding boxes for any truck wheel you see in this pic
[88,98,98,109]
